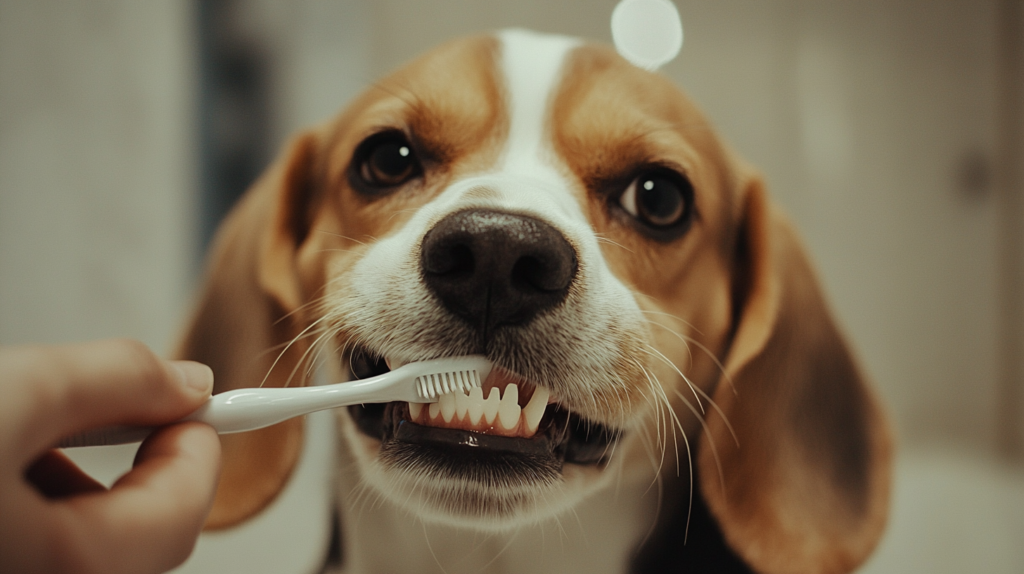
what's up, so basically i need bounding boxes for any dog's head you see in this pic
[177,30,892,573]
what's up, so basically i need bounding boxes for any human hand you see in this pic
[0,339,222,574]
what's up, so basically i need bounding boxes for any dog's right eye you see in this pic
[617,168,694,238]
[352,132,422,190]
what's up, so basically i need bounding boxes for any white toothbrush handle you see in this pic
[56,370,416,448]
[180,379,397,433]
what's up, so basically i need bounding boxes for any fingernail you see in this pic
[170,360,214,394]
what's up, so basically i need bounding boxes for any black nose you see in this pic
[420,209,577,336]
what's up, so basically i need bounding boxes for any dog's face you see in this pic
[179,30,893,573]
[305,30,736,528]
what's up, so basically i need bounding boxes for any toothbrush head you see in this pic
[415,368,483,400]
[401,355,491,400]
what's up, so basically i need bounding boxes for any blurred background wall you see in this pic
[0,1,195,352]
[1,1,1022,572]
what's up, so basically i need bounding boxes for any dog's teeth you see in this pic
[482,387,501,425]
[503,383,518,404]
[523,386,549,434]
[455,388,470,420]
[468,386,485,424]
[428,401,441,420]
[498,383,521,431]
[439,392,456,423]
[408,401,423,421]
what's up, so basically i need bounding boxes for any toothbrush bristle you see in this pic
[415,369,483,399]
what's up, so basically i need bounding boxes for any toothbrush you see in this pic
[57,355,492,448]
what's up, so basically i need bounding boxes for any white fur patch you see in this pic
[497,29,580,179]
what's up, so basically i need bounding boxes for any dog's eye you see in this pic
[353,132,421,189]
[619,170,693,229]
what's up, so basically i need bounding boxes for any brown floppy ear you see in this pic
[698,178,893,573]
[174,132,321,529]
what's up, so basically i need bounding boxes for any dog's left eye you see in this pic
[353,132,422,189]
[619,170,693,230]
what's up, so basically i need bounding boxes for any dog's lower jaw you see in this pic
[339,410,627,530]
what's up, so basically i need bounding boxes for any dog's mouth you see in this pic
[346,346,620,468]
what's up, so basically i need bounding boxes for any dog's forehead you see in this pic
[323,30,736,240]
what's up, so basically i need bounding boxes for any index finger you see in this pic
[0,339,213,463]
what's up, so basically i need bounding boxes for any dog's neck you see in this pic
[331,412,662,574]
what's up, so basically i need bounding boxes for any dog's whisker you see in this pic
[257,315,332,357]
[640,362,695,543]
[652,369,687,478]
[635,363,681,507]
[420,521,452,574]
[314,247,368,257]
[637,339,739,450]
[637,307,704,337]
[672,387,729,507]
[312,228,371,246]
[690,383,739,448]
[258,315,333,388]
[643,316,737,396]
[593,234,635,254]
[272,287,335,326]
[476,525,524,573]
[632,360,669,480]
[664,391,695,545]
[283,327,336,388]
[384,206,423,225]
[640,344,705,414]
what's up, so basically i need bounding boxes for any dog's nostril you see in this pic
[423,242,475,277]
[511,255,571,293]
[420,209,577,335]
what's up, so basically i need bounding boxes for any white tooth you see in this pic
[455,388,470,421]
[428,401,441,420]
[504,383,519,405]
[439,392,456,422]
[468,386,484,424]
[408,401,423,421]
[482,388,501,425]
[498,397,521,431]
[498,384,520,430]
[523,386,549,433]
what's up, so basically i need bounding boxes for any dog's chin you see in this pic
[342,352,623,529]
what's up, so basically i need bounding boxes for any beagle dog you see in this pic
[176,30,893,574]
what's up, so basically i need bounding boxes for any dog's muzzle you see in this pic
[347,208,620,488]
